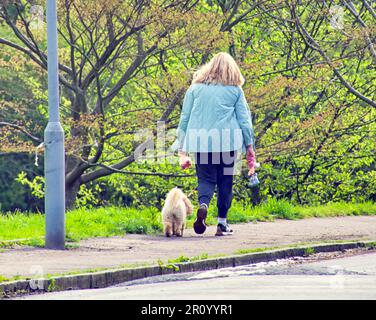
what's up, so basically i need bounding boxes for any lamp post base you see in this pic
[45,122,65,250]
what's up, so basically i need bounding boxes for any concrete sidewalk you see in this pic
[1,216,376,278]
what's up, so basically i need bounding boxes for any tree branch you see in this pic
[0,122,42,143]
[81,160,193,178]
[291,4,376,108]
[80,139,150,184]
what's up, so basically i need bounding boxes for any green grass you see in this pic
[186,200,376,227]
[0,206,162,245]
[304,247,315,256]
[65,206,161,242]
[167,253,210,264]
[234,239,376,255]
[1,200,376,246]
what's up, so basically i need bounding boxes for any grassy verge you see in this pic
[195,199,376,226]
[0,207,161,245]
[1,200,376,246]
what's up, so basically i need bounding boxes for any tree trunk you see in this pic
[65,155,83,211]
[250,185,261,206]
[65,179,81,211]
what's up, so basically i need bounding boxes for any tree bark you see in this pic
[65,179,81,211]
[65,155,82,210]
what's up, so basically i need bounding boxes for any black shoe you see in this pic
[193,204,208,234]
[215,223,233,236]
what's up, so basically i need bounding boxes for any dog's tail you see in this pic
[165,187,183,209]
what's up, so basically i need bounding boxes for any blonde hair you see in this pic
[192,52,245,86]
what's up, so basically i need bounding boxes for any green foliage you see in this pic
[15,172,106,209]
[75,184,102,209]
[16,172,45,199]
[48,278,57,292]
[0,275,10,283]
[105,162,197,209]
[161,253,210,271]
[0,60,45,211]
[304,247,315,256]
[167,255,191,264]
[0,155,43,212]
[167,253,210,264]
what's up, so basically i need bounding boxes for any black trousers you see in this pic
[194,151,236,219]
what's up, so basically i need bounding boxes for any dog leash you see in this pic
[186,187,197,199]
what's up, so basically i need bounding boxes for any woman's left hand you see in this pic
[246,145,256,176]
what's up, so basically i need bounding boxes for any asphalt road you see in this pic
[20,252,376,300]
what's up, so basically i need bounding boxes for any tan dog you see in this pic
[162,187,193,237]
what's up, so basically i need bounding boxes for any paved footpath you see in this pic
[1,216,376,278]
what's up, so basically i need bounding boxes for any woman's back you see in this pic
[178,83,254,153]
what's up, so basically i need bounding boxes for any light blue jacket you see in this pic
[176,83,255,153]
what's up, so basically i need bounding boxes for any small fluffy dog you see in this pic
[162,187,193,237]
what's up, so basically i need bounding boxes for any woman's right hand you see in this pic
[179,152,192,170]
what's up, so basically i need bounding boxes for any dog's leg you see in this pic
[175,221,183,237]
[180,223,185,237]
[183,196,193,216]
[164,222,173,237]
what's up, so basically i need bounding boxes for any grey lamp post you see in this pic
[45,0,65,249]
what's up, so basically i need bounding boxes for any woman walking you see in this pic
[177,52,256,236]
